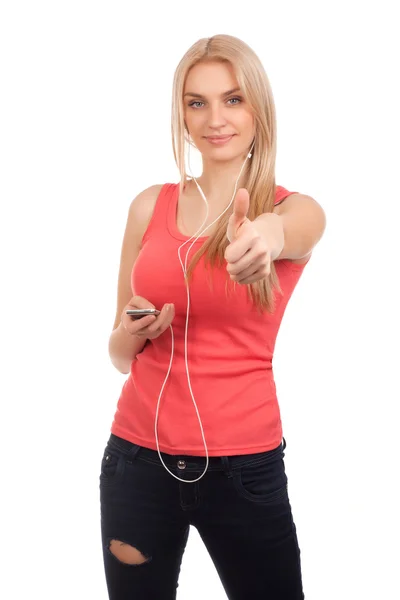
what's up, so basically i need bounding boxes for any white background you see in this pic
[1,1,399,598]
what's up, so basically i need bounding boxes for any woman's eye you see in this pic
[227,97,242,105]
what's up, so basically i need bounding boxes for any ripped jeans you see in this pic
[99,433,305,600]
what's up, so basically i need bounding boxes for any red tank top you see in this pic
[110,183,311,456]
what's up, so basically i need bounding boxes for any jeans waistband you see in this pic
[107,433,286,473]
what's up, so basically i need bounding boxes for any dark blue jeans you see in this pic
[99,433,305,599]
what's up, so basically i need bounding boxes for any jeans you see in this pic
[99,433,305,599]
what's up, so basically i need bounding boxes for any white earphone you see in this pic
[154,138,256,483]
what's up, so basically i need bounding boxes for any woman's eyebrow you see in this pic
[183,87,241,98]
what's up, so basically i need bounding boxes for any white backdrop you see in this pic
[1,1,399,598]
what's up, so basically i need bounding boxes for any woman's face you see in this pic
[183,61,255,161]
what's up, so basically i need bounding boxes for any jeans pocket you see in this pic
[233,453,288,504]
[99,443,126,487]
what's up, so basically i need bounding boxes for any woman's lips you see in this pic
[205,134,235,145]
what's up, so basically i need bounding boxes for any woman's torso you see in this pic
[110,182,311,456]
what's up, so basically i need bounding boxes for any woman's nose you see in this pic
[208,103,228,128]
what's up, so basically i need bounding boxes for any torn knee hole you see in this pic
[108,539,150,565]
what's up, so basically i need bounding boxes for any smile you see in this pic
[205,135,235,145]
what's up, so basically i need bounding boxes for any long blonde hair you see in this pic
[171,34,282,313]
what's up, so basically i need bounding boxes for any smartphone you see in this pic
[126,308,160,320]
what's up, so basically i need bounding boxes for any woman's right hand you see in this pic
[120,295,175,340]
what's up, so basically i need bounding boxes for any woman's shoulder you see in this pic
[275,185,298,205]
[126,183,165,242]
[132,183,165,213]
[131,183,167,222]
[129,183,175,246]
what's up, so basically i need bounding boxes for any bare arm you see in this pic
[108,184,163,374]
[269,193,326,261]
[108,322,147,375]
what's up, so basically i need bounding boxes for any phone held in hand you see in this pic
[126,309,161,320]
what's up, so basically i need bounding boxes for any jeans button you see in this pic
[177,460,186,470]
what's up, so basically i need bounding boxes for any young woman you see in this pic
[100,34,326,600]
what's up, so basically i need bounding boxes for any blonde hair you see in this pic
[171,34,282,313]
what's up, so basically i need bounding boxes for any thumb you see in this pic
[227,188,250,242]
[232,188,250,223]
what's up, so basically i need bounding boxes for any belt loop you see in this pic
[282,437,287,451]
[221,456,233,478]
[126,444,141,463]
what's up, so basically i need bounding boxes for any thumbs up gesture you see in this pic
[225,188,273,285]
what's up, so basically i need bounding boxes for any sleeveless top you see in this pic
[110,183,311,456]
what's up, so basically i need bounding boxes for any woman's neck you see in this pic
[187,158,250,204]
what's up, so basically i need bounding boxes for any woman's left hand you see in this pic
[225,188,273,285]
